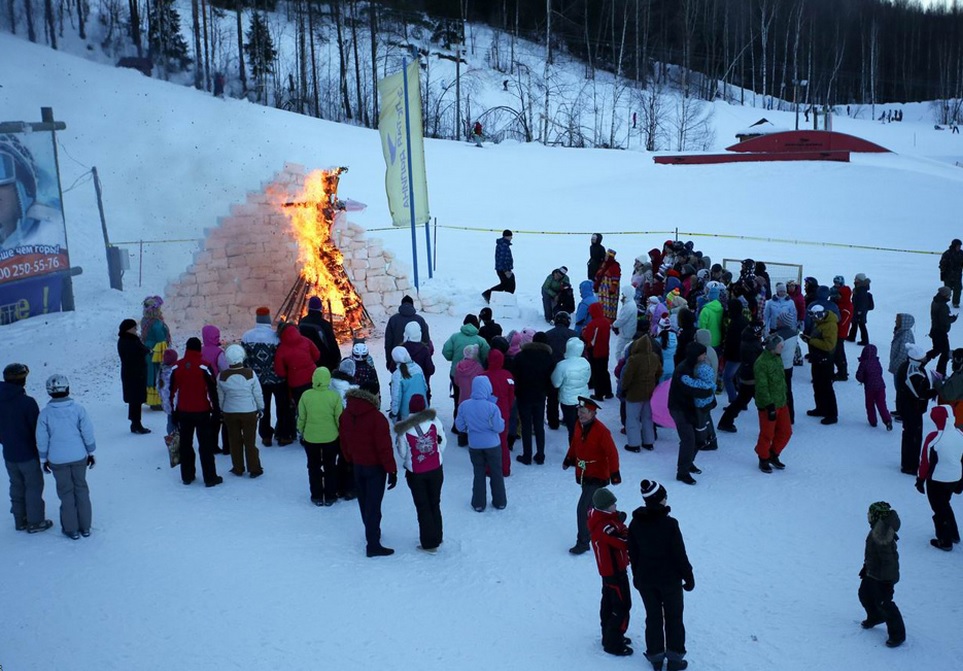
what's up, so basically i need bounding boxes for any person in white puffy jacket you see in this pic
[393,394,446,553]
[217,344,265,478]
[551,337,592,443]
[611,285,639,364]
[36,374,96,540]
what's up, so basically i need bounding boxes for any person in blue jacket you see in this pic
[1,363,52,534]
[36,374,97,540]
[482,230,515,303]
[455,376,507,512]
[575,280,599,334]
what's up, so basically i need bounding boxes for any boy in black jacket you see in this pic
[628,480,695,671]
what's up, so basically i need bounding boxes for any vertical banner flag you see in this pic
[0,132,70,325]
[378,60,430,228]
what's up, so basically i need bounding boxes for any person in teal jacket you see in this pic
[442,316,491,408]
[697,286,724,348]
[298,367,344,506]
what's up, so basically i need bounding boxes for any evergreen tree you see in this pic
[148,0,192,74]
[244,12,276,80]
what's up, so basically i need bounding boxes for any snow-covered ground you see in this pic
[2,32,963,671]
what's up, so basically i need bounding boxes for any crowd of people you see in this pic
[5,234,963,668]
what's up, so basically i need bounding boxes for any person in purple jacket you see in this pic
[855,344,893,430]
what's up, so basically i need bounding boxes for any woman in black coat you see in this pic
[118,318,152,434]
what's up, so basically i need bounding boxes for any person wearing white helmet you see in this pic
[217,344,265,478]
[36,374,97,540]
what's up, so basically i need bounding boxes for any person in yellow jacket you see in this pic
[297,367,343,506]
[801,304,838,424]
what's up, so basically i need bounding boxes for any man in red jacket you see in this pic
[564,396,621,555]
[339,381,398,557]
[169,337,222,487]
[589,487,633,657]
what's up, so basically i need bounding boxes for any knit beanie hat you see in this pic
[592,487,617,510]
[186,337,202,352]
[502,229,513,237]
[765,334,784,352]
[640,479,667,506]
[939,286,952,298]
[401,295,414,305]
[225,344,246,366]
[775,282,787,295]
[868,501,892,525]
[2,362,29,384]
[255,306,271,325]
[463,343,480,361]
[163,349,179,366]
[408,394,427,414]
[558,266,568,275]
[307,296,323,311]
[118,318,138,336]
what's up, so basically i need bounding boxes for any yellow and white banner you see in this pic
[378,59,430,227]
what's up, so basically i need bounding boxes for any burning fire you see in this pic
[272,167,369,339]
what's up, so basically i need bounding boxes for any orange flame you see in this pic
[273,168,368,339]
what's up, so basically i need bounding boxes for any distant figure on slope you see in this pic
[472,120,484,146]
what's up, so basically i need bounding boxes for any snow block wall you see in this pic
[163,163,421,341]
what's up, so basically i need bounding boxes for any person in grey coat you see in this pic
[0,363,52,533]
[36,374,97,540]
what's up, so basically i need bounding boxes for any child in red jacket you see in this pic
[589,487,633,657]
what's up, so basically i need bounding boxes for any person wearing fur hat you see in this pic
[37,374,97,540]
[394,394,446,552]
[218,344,265,478]
[542,267,572,322]
[384,295,432,372]
[628,479,694,671]
[588,487,633,657]
[753,335,792,472]
[117,318,152,434]
[513,332,555,465]
[482,230,515,303]
[242,307,293,447]
[587,233,606,280]
[170,337,222,488]
[858,501,905,648]
[340,381,397,556]
[929,285,957,376]
[141,295,171,410]
[939,239,963,308]
[800,304,839,425]
[298,296,342,373]
[1,363,53,534]
[915,405,963,551]
[895,344,937,474]
[563,396,621,555]
[389,347,428,422]
[855,345,893,430]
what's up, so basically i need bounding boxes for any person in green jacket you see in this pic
[442,315,491,407]
[697,286,724,348]
[541,266,571,322]
[297,367,344,506]
[753,334,792,473]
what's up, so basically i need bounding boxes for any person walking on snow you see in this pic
[753,335,792,473]
[939,239,963,309]
[858,501,905,648]
[589,487,633,657]
[482,230,515,303]
[563,396,621,555]
[915,405,963,551]
[628,479,695,671]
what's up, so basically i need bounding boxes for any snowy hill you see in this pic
[2,31,963,671]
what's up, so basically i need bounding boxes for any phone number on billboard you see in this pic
[0,257,62,279]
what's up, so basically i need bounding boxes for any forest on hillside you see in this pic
[5,0,962,139]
